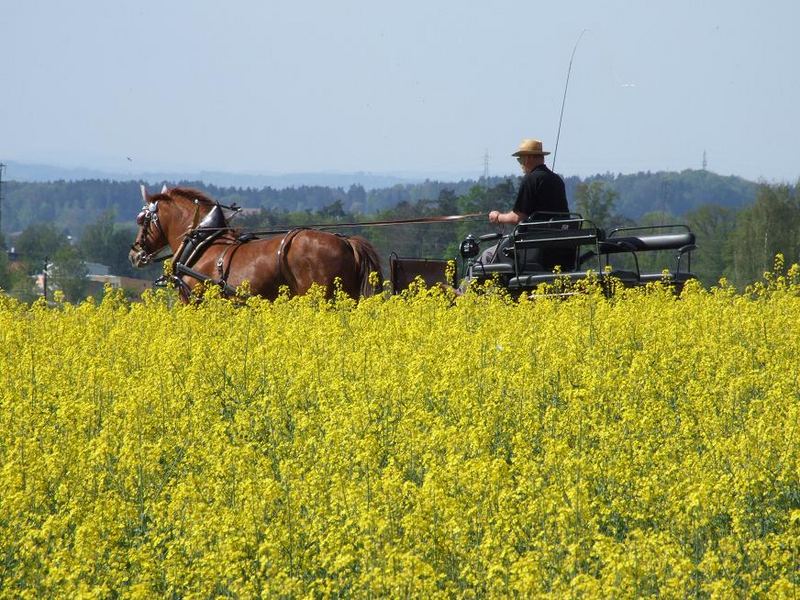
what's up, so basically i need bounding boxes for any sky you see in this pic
[1,0,798,183]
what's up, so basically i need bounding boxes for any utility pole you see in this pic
[702,150,707,171]
[660,181,670,226]
[0,162,5,248]
[482,149,490,189]
[43,256,49,302]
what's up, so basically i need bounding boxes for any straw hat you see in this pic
[512,138,550,157]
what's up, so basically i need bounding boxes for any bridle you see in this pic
[131,197,172,265]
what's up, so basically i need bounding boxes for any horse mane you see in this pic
[158,187,218,206]
[149,186,237,235]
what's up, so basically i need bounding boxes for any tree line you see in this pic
[0,169,759,236]
[0,171,796,301]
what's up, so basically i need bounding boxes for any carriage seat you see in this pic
[599,232,696,255]
[590,229,698,290]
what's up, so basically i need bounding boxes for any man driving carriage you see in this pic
[481,138,569,264]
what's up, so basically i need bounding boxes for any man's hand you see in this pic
[489,210,526,225]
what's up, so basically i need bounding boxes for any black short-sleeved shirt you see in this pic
[512,164,569,218]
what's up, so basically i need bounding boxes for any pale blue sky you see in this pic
[1,0,798,182]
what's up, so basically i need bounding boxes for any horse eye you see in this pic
[136,211,145,225]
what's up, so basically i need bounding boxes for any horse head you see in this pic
[129,185,170,267]
[128,185,224,268]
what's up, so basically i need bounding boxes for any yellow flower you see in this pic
[1,267,800,596]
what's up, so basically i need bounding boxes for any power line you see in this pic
[0,163,5,247]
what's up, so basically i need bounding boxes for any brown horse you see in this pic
[129,186,382,300]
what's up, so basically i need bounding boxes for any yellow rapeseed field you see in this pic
[1,263,799,598]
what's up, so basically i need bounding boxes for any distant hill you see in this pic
[0,165,761,238]
[349,169,760,220]
[1,160,457,191]
[565,169,759,219]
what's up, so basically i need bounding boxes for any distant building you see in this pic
[86,275,152,297]
[85,263,151,296]
[33,260,152,299]
[84,262,149,294]
[86,262,110,277]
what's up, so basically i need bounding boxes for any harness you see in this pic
[275,228,306,293]
[134,199,251,299]
[167,229,307,300]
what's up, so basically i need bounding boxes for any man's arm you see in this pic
[488,210,528,225]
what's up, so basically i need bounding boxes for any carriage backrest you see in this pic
[512,214,601,273]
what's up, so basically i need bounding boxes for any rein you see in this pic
[145,211,485,264]
[193,211,486,236]
[136,193,485,298]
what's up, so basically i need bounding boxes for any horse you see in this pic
[129,186,383,301]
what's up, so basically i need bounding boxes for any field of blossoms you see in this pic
[1,266,800,598]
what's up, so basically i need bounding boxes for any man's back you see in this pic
[513,164,568,217]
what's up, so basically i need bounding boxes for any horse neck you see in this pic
[161,198,208,251]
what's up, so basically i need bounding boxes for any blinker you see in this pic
[136,202,160,226]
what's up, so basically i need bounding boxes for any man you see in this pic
[480,138,569,264]
[489,138,568,225]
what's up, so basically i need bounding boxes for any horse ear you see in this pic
[161,184,168,194]
[140,184,147,204]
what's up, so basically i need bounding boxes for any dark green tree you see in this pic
[79,211,139,276]
[0,251,10,291]
[346,185,367,213]
[8,271,38,303]
[318,200,347,220]
[436,189,458,215]
[50,245,89,302]
[729,184,799,287]
[14,223,71,275]
[684,204,736,286]
[574,181,618,228]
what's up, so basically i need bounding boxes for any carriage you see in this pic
[130,186,697,301]
[389,213,697,297]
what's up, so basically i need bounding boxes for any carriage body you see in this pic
[459,215,697,296]
[390,214,697,296]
